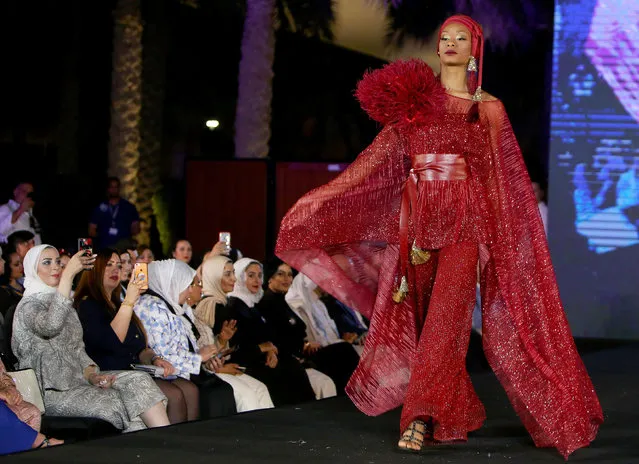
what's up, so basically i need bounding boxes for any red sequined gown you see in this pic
[275,60,602,458]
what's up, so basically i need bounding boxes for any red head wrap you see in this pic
[439,15,484,99]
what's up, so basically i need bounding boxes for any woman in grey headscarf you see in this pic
[12,245,169,432]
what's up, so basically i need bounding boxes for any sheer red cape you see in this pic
[275,60,602,458]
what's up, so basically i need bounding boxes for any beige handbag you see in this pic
[8,369,45,414]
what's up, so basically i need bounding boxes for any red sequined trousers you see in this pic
[400,241,483,438]
[396,153,485,437]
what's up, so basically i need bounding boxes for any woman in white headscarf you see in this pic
[133,259,236,418]
[221,258,315,406]
[284,272,361,394]
[194,256,274,412]
[11,245,169,432]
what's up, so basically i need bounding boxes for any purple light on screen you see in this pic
[585,1,639,124]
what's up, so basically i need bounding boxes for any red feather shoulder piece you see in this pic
[355,59,446,127]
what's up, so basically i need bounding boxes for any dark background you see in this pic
[0,0,553,253]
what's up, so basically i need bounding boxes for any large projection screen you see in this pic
[548,0,639,339]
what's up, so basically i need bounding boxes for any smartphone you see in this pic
[133,262,149,290]
[218,231,231,250]
[77,238,93,256]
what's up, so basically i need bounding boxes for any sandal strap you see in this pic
[400,420,427,446]
[37,437,50,448]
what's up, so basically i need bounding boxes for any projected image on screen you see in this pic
[549,0,639,339]
[552,0,639,254]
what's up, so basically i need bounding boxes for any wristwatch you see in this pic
[150,355,165,364]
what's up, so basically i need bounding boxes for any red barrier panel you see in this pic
[186,160,268,261]
[275,162,348,229]
[186,160,348,261]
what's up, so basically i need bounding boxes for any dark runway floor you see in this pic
[6,342,639,463]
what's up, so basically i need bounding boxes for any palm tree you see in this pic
[234,0,277,159]
[234,0,336,159]
[138,0,169,248]
[109,0,196,248]
[108,0,143,207]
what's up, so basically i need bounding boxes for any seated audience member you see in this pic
[134,259,237,418]
[194,256,275,412]
[221,258,316,406]
[0,402,62,454]
[12,245,169,432]
[5,231,36,261]
[75,249,199,424]
[114,238,138,264]
[320,294,368,338]
[261,260,358,395]
[136,245,154,264]
[1,358,42,433]
[0,248,24,319]
[58,249,72,270]
[0,182,41,245]
[118,250,134,301]
[172,239,193,265]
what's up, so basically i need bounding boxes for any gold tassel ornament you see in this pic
[392,275,409,304]
[410,241,431,265]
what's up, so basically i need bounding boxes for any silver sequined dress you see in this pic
[12,292,165,432]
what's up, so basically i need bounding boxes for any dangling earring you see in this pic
[467,56,477,72]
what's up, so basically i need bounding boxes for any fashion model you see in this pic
[276,14,602,458]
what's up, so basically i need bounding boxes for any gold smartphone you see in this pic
[133,262,149,290]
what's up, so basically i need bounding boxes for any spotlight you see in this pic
[205,120,220,130]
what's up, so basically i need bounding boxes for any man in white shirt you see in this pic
[0,182,42,244]
[532,182,548,236]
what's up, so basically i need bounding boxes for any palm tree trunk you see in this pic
[138,0,168,248]
[234,0,277,159]
[108,0,143,207]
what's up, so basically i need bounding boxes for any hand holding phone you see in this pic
[78,238,93,257]
[133,262,149,290]
[218,231,231,254]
